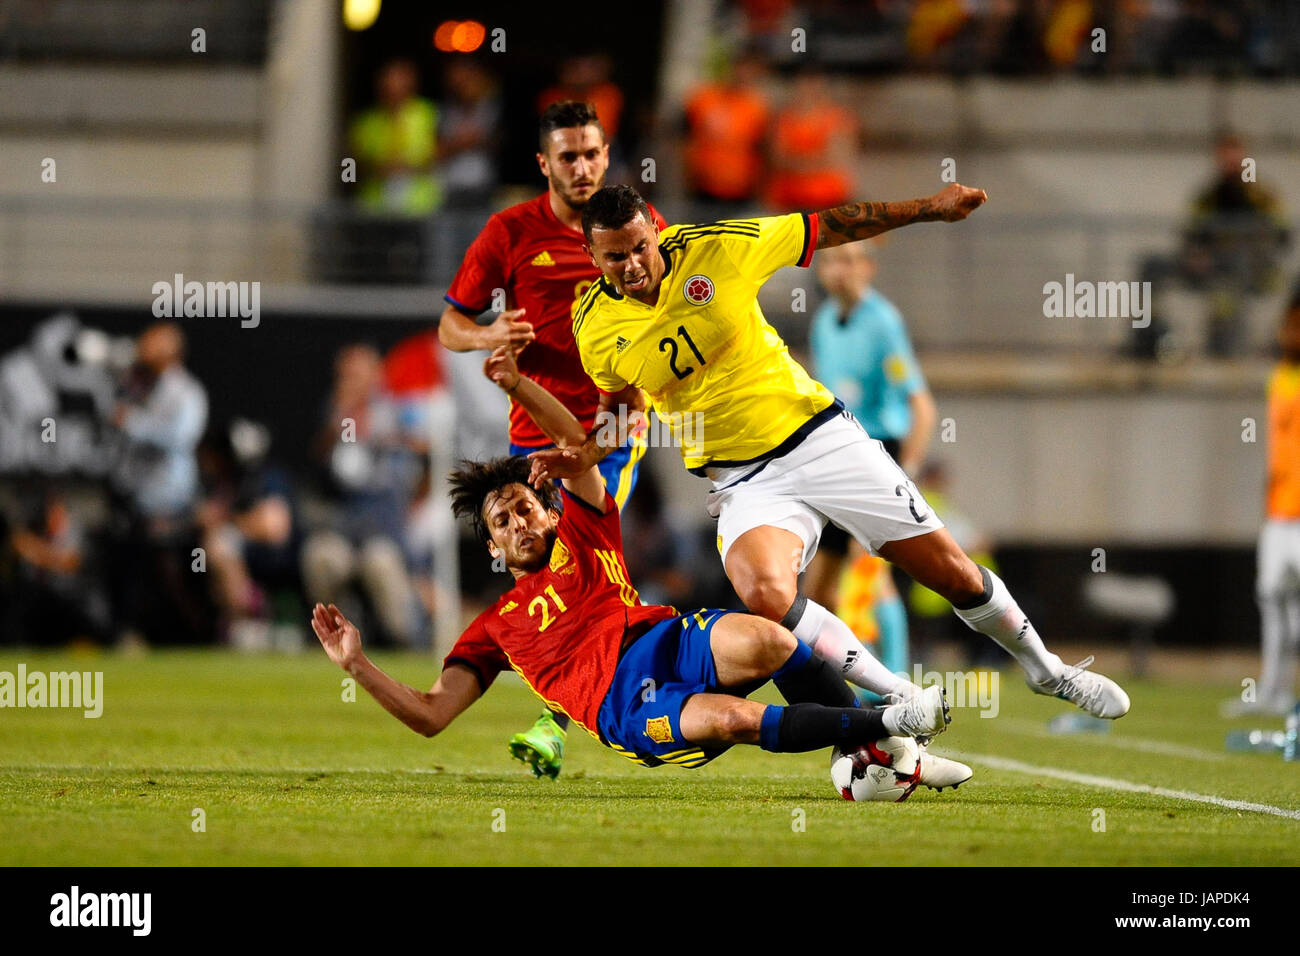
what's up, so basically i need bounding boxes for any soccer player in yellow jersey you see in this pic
[532,183,1130,720]
[1226,291,1300,716]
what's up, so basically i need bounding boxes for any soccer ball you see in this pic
[830,737,923,802]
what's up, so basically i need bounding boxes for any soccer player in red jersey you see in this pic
[310,346,952,774]
[437,101,665,777]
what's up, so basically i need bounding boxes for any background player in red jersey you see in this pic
[437,101,664,777]
[309,345,953,776]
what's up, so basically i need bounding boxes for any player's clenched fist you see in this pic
[527,445,591,485]
[311,602,363,670]
[486,308,535,351]
[484,346,521,392]
[927,183,988,222]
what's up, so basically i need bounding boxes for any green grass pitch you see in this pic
[2,648,1297,866]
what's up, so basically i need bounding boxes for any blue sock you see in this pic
[770,639,812,680]
[759,704,784,751]
[759,703,888,752]
[771,638,858,707]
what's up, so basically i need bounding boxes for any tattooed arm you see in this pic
[815,183,988,249]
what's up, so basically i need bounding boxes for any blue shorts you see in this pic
[597,610,738,768]
[511,434,646,511]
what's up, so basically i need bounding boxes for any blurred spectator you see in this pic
[1042,0,1096,69]
[384,330,453,633]
[766,68,856,213]
[108,322,211,645]
[682,50,770,218]
[438,57,502,209]
[441,347,510,463]
[403,457,453,628]
[350,58,439,216]
[382,328,449,453]
[538,54,624,143]
[988,0,1051,75]
[736,0,795,44]
[1184,132,1290,353]
[1161,0,1246,74]
[301,345,422,648]
[717,0,1300,78]
[1134,131,1290,358]
[197,420,302,650]
[907,0,973,67]
[5,488,110,646]
[113,323,207,519]
[332,58,440,285]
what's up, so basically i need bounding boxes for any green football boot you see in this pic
[507,710,567,779]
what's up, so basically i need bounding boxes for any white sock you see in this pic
[953,567,1063,685]
[1258,591,1300,703]
[1284,594,1300,700]
[786,597,910,697]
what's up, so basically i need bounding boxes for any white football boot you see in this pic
[883,684,950,738]
[1026,656,1130,719]
[916,741,973,792]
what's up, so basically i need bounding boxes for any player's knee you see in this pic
[751,617,798,667]
[733,570,799,621]
[931,552,984,604]
[714,700,758,742]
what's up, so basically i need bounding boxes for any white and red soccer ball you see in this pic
[830,737,923,802]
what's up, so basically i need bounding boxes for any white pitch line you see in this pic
[950,751,1300,821]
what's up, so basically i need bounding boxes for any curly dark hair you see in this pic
[538,100,605,153]
[581,184,653,244]
[448,456,558,545]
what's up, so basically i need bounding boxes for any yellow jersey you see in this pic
[572,213,835,472]
[1267,360,1300,519]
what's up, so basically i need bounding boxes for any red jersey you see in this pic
[443,488,677,736]
[443,193,666,447]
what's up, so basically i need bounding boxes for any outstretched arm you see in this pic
[483,347,609,511]
[526,385,645,490]
[311,603,481,737]
[815,183,987,250]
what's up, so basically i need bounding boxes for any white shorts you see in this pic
[705,410,945,572]
[1257,519,1300,598]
